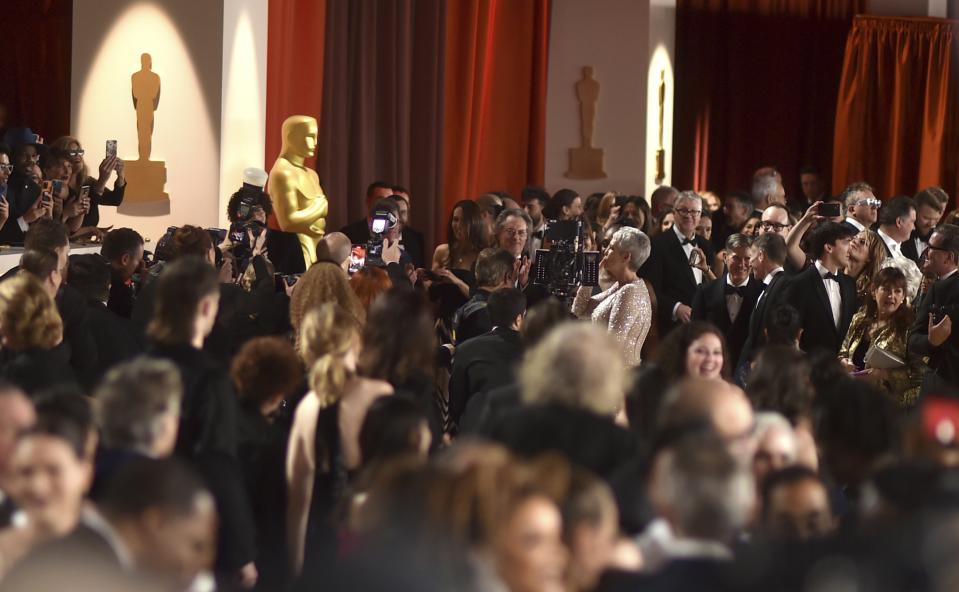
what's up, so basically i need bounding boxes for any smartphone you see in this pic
[688,249,703,267]
[51,180,63,195]
[348,245,367,275]
[818,202,841,218]
[42,180,53,195]
[106,140,117,159]
[80,185,91,200]
[932,305,949,324]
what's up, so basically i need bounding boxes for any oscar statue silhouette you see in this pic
[120,53,170,215]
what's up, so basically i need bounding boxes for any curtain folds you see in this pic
[264,0,326,171]
[673,0,862,197]
[441,0,550,238]
[832,15,959,202]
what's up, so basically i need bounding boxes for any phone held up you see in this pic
[106,140,118,159]
[817,202,841,218]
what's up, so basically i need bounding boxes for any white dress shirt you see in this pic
[815,260,842,328]
[877,228,902,258]
[725,275,750,323]
[671,225,704,320]
[844,217,866,232]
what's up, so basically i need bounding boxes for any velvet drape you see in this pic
[833,15,959,202]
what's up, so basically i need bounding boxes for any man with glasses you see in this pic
[908,224,959,396]
[758,204,794,239]
[840,182,880,233]
[641,191,716,336]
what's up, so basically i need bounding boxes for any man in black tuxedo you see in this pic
[449,287,525,431]
[908,224,959,396]
[4,459,217,592]
[874,195,916,258]
[641,191,716,338]
[101,228,144,319]
[839,181,879,234]
[692,233,762,366]
[902,187,948,264]
[783,222,858,356]
[390,185,426,269]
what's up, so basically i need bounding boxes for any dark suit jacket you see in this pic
[147,342,256,572]
[58,284,99,376]
[107,269,136,318]
[640,228,716,336]
[738,270,791,369]
[341,218,425,268]
[691,275,763,366]
[82,299,143,389]
[784,264,858,356]
[598,559,739,592]
[908,272,959,396]
[901,230,924,265]
[0,176,40,246]
[0,346,78,396]
[449,327,522,428]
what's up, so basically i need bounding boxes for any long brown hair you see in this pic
[863,266,914,335]
[446,200,488,269]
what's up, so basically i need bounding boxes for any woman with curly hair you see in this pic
[289,260,365,337]
[845,230,888,302]
[349,266,392,314]
[0,274,75,394]
[286,303,393,576]
[839,267,926,408]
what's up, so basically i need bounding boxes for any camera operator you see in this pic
[228,167,305,275]
[100,228,144,319]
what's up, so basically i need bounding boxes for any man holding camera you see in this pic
[909,224,959,396]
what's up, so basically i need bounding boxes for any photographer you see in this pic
[228,167,305,275]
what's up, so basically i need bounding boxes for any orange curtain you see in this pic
[264,0,326,171]
[441,0,550,238]
[833,16,959,202]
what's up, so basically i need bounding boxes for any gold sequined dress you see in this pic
[573,280,652,367]
[838,309,927,408]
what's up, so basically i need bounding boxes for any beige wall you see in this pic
[72,0,224,244]
[545,0,652,197]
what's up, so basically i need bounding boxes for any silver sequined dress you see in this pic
[572,279,652,367]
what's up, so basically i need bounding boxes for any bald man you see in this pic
[318,232,352,272]
[657,377,757,463]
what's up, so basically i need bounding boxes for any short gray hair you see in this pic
[652,430,754,542]
[611,227,651,271]
[754,411,798,461]
[725,233,752,251]
[95,357,183,451]
[675,190,704,211]
[841,182,875,207]
[520,322,629,416]
[494,208,532,236]
[751,173,780,205]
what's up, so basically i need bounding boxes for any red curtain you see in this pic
[0,0,73,139]
[264,0,326,171]
[441,0,550,238]
[833,16,959,203]
[672,0,863,198]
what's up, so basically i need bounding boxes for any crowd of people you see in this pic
[0,122,958,592]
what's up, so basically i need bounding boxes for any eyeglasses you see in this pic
[0,165,13,173]
[854,198,882,208]
[674,207,702,218]
[66,149,85,158]
[760,221,791,231]
[501,228,528,238]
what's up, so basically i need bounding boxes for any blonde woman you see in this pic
[49,135,126,227]
[286,304,392,575]
[0,274,75,393]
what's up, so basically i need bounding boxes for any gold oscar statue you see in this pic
[268,115,329,268]
[121,52,170,214]
[566,66,606,180]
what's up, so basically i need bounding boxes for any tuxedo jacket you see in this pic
[738,270,791,369]
[908,272,959,396]
[692,275,763,366]
[640,229,716,337]
[901,230,924,265]
[783,264,858,356]
[340,218,425,268]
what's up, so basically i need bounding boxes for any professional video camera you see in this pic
[365,209,398,267]
[532,218,600,300]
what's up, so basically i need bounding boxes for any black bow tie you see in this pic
[681,237,697,246]
[822,272,839,282]
[725,285,746,297]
